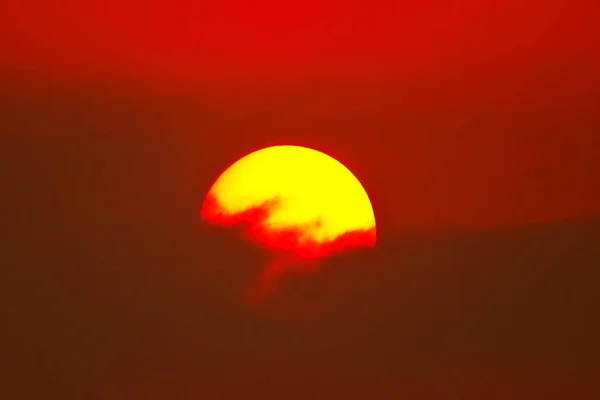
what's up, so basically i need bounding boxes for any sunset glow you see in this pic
[201,146,376,259]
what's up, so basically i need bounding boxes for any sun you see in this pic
[201,145,376,259]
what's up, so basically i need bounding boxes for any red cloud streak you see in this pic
[201,193,376,260]
[202,193,376,304]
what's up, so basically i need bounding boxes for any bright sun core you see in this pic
[202,145,376,259]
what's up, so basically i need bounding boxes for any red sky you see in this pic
[1,0,598,231]
[2,0,598,80]
[2,3,600,397]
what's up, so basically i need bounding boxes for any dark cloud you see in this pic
[1,85,599,398]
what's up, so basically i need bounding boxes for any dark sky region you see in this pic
[1,0,600,398]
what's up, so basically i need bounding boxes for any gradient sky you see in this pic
[1,0,598,78]
[2,0,598,232]
[1,1,599,398]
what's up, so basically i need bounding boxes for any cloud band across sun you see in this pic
[201,145,376,259]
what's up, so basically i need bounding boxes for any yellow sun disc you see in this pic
[202,145,376,258]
